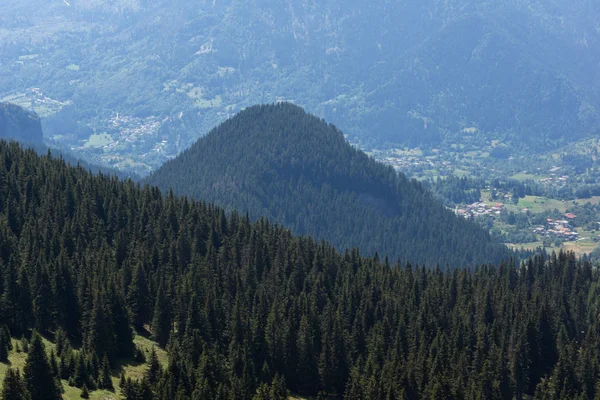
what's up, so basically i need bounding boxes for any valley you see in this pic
[368,135,600,258]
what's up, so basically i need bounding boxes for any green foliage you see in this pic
[147,103,509,267]
[1,368,31,400]
[1,140,600,399]
[98,353,113,391]
[151,284,171,348]
[23,333,62,400]
[0,326,11,362]
[80,384,89,399]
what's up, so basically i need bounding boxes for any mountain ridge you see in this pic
[146,103,510,267]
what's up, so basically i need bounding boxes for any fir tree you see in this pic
[23,333,62,400]
[146,347,161,384]
[151,284,171,348]
[99,353,113,390]
[1,368,31,400]
[80,384,89,399]
[127,264,150,332]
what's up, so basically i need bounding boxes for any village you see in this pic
[533,215,580,241]
[109,113,165,147]
[456,202,506,219]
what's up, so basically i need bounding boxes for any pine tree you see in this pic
[54,327,69,357]
[16,269,32,335]
[151,284,171,347]
[146,347,161,384]
[112,290,135,359]
[23,333,62,400]
[73,352,88,388]
[31,266,52,333]
[1,368,31,400]
[99,353,113,390]
[270,374,288,400]
[0,330,9,362]
[80,384,89,399]
[127,264,150,332]
[119,371,126,388]
[85,291,117,363]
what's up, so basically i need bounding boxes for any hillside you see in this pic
[146,103,509,267]
[1,140,600,399]
[1,0,599,171]
[0,103,43,145]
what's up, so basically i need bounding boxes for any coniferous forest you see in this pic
[1,140,600,399]
[147,103,510,268]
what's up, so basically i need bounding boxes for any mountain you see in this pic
[146,103,509,267]
[1,139,600,399]
[0,102,139,181]
[1,0,599,172]
[0,102,44,144]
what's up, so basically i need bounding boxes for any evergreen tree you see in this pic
[151,284,171,348]
[0,329,9,362]
[146,347,161,384]
[80,384,89,399]
[127,264,150,332]
[23,334,62,400]
[1,368,31,400]
[98,353,113,390]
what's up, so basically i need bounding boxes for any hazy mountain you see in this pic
[0,102,138,180]
[1,0,599,172]
[0,102,44,144]
[146,103,510,267]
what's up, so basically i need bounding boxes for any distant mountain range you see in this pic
[1,0,599,172]
[146,103,510,267]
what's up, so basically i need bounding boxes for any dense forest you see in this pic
[0,103,43,145]
[146,103,510,267]
[0,141,600,399]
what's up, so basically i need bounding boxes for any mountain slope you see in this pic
[1,0,599,171]
[0,103,44,145]
[146,103,510,267]
[1,140,600,399]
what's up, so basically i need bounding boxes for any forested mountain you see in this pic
[146,103,509,267]
[1,0,599,171]
[0,103,43,145]
[1,140,600,399]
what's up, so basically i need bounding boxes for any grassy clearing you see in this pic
[575,196,600,206]
[0,334,165,400]
[511,173,537,181]
[513,196,568,213]
[62,382,119,400]
[562,240,598,256]
[84,133,113,148]
[507,240,599,256]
